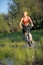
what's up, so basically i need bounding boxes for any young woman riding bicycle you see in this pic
[19,11,33,47]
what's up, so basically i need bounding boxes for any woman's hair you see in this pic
[21,11,28,17]
[24,11,28,15]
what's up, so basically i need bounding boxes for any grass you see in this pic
[0,30,43,65]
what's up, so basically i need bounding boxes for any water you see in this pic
[0,58,14,65]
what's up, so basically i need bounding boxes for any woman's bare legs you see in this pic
[29,33,32,42]
[29,33,34,45]
[24,32,31,47]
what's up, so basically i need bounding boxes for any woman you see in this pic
[19,11,33,47]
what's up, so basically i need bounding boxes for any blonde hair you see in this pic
[24,11,28,15]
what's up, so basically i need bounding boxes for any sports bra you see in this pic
[22,17,30,26]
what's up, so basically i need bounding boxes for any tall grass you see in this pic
[0,30,43,65]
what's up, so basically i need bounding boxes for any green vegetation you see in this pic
[0,0,43,33]
[0,0,43,65]
[0,30,43,65]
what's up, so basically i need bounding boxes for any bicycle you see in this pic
[22,24,33,47]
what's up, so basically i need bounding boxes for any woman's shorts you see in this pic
[22,24,30,34]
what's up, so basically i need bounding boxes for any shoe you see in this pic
[27,41,31,47]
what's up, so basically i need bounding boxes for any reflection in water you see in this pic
[0,58,14,65]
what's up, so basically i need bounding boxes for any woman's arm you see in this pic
[28,16,33,27]
[19,18,23,29]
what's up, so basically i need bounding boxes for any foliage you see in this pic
[0,14,10,33]
[8,0,43,30]
[0,0,43,33]
[0,30,43,65]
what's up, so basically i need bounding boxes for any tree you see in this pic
[0,14,10,33]
[8,0,43,30]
